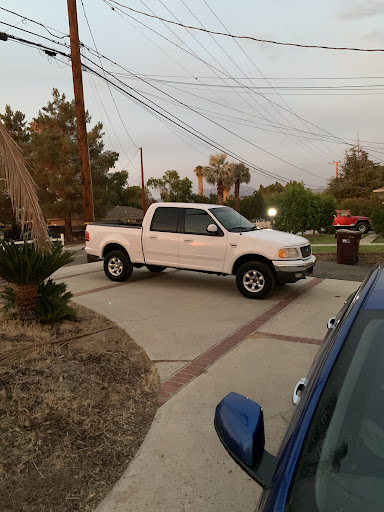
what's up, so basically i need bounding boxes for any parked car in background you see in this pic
[85,203,316,299]
[215,263,384,510]
[333,210,371,234]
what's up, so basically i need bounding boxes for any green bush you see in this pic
[371,209,384,235]
[0,279,76,324]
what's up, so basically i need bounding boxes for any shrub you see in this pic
[371,209,384,235]
[0,279,76,324]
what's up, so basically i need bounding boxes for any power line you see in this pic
[106,1,384,52]
[79,0,138,150]
[0,6,69,38]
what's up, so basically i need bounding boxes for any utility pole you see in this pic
[329,160,342,178]
[67,0,94,223]
[140,147,146,215]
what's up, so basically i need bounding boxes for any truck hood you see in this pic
[237,229,309,247]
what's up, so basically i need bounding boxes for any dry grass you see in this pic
[0,304,159,512]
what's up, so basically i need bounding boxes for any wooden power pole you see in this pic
[67,0,94,223]
[140,147,146,215]
[329,160,342,178]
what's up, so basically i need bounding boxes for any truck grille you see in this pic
[300,245,311,258]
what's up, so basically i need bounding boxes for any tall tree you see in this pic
[194,165,204,196]
[29,89,118,241]
[230,162,251,212]
[147,170,193,202]
[0,105,30,145]
[203,153,234,205]
[326,147,384,201]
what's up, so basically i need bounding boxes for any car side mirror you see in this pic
[214,392,277,490]
[207,224,218,234]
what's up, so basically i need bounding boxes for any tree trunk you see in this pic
[217,180,224,205]
[223,188,230,203]
[15,284,38,323]
[235,180,240,212]
[64,213,75,244]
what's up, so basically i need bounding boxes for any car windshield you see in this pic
[287,310,384,512]
[209,207,258,232]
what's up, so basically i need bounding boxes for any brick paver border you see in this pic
[158,278,324,405]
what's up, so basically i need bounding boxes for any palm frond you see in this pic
[0,120,50,251]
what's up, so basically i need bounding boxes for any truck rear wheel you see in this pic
[146,265,167,273]
[104,250,133,282]
[236,261,275,299]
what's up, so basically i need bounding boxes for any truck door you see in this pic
[178,208,227,271]
[143,207,181,267]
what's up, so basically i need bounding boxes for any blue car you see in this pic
[215,263,384,511]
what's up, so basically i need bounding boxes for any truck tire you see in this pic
[236,261,275,299]
[104,250,133,282]
[146,265,167,273]
[356,222,369,234]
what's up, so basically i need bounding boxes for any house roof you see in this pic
[103,206,144,221]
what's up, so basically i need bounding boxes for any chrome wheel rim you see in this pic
[243,270,265,293]
[108,257,123,276]
[358,224,366,233]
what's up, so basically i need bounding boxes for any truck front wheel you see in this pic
[104,250,133,282]
[236,261,275,299]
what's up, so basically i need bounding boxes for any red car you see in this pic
[333,210,371,234]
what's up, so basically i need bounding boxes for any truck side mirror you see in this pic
[207,224,218,234]
[214,393,277,490]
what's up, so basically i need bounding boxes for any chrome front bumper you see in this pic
[273,255,316,273]
[273,255,316,283]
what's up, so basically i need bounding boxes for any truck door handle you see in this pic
[184,239,193,243]
[150,235,158,239]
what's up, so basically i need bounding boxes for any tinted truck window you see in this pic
[151,207,179,233]
[184,208,215,235]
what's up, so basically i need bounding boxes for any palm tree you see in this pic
[0,121,74,322]
[0,240,73,322]
[194,165,204,196]
[203,153,234,205]
[230,162,251,212]
[0,120,49,249]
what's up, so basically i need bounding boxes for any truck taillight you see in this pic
[85,231,90,242]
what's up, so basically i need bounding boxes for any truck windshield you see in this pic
[209,207,258,232]
[286,310,384,512]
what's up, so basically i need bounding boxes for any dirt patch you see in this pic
[0,304,159,512]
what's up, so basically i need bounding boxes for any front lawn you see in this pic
[373,236,384,243]
[312,245,384,254]
[306,233,369,245]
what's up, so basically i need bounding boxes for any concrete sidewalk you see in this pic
[89,275,358,512]
[52,264,360,512]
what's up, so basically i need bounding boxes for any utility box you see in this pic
[336,229,362,265]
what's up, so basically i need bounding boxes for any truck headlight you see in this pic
[279,248,299,258]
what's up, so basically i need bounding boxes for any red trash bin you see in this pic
[336,229,362,265]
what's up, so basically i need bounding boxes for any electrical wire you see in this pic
[106,1,384,52]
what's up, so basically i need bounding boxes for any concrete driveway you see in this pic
[52,263,360,512]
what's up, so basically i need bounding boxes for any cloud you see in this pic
[339,1,384,20]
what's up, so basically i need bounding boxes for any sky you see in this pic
[1,0,384,194]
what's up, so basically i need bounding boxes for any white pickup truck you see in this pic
[85,203,316,299]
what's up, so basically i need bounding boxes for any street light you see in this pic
[268,208,277,229]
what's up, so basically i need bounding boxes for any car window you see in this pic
[183,208,216,235]
[151,207,180,233]
[340,211,350,217]
[209,207,256,232]
[286,310,384,512]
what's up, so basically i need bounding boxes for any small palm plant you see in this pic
[0,240,74,323]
